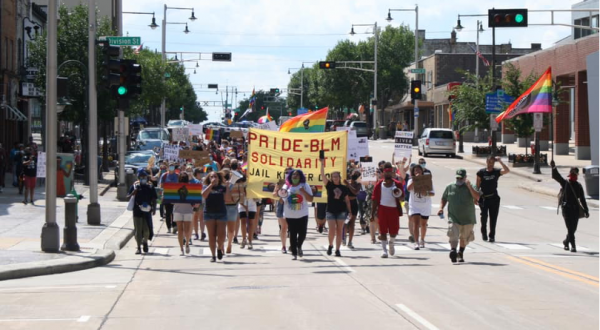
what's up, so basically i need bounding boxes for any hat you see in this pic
[137,168,148,177]
[455,168,467,179]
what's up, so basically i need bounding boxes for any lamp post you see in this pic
[350,22,378,135]
[387,5,418,143]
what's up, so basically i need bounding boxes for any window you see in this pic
[575,15,599,39]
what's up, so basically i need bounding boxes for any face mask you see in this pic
[351,174,360,180]
[140,178,147,184]
[169,166,175,171]
[209,156,213,161]
[292,178,300,185]
[456,180,465,186]
[231,164,238,170]
[568,174,578,182]
[420,163,426,169]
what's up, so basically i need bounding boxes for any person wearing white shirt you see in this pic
[406,164,435,250]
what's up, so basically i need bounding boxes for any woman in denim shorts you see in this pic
[320,159,351,257]
[273,167,293,254]
[202,171,230,262]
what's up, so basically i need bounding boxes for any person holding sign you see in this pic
[320,158,351,257]
[278,169,313,260]
[406,164,435,250]
[371,162,405,258]
[202,171,231,262]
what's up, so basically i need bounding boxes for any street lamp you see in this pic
[454,16,464,31]
[123,11,160,30]
[184,23,190,34]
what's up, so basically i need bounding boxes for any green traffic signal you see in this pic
[117,86,128,95]
[515,14,524,23]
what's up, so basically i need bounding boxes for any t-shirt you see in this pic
[159,172,179,185]
[128,182,158,217]
[477,168,501,196]
[238,198,257,213]
[282,182,313,219]
[442,183,477,225]
[326,182,349,214]
[22,154,37,177]
[407,178,434,216]
[204,185,227,214]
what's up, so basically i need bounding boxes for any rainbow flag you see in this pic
[205,128,220,141]
[496,67,553,123]
[311,185,323,198]
[448,102,454,125]
[249,88,256,107]
[279,107,328,133]
[262,182,275,192]
[163,183,203,203]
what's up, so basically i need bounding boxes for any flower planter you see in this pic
[508,153,548,167]
[471,145,507,157]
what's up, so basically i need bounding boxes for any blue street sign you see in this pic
[297,108,308,115]
[485,89,515,114]
[414,107,419,117]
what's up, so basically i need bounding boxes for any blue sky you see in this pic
[122,0,582,122]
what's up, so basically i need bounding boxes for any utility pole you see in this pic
[413,5,419,146]
[116,5,127,201]
[374,21,379,135]
[87,0,101,224]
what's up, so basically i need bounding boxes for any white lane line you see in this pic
[539,206,556,211]
[0,315,90,323]
[153,248,169,255]
[503,205,524,210]
[495,243,532,250]
[436,243,473,250]
[393,244,414,251]
[77,316,91,323]
[549,243,590,251]
[334,258,355,273]
[396,304,440,330]
[322,245,350,251]
[0,285,116,292]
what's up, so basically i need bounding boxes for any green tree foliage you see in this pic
[447,70,493,132]
[501,63,538,138]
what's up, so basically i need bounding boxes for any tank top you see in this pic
[380,182,397,207]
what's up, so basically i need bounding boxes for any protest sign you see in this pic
[246,128,347,202]
[163,144,180,162]
[359,156,377,182]
[230,130,244,139]
[188,124,203,136]
[257,121,278,131]
[356,137,369,159]
[172,127,189,142]
[411,174,433,195]
[36,151,46,178]
[347,130,359,161]
[394,131,413,159]
[162,183,203,203]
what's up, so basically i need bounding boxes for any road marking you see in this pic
[77,316,91,323]
[322,245,350,251]
[334,258,355,273]
[0,315,90,323]
[0,285,117,292]
[495,243,532,250]
[153,248,169,255]
[436,243,473,250]
[506,256,599,288]
[539,206,556,211]
[549,244,590,251]
[395,304,440,330]
[503,205,523,210]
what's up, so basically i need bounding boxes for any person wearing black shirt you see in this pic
[127,170,157,254]
[321,159,351,257]
[476,156,510,242]
[551,160,589,252]
[21,148,37,205]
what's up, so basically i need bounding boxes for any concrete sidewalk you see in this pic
[0,170,134,281]
[455,141,598,207]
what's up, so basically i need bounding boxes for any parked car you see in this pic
[418,128,456,157]
[325,120,334,132]
[137,127,170,142]
[331,120,346,131]
[348,121,370,137]
[115,151,159,183]
[167,119,188,128]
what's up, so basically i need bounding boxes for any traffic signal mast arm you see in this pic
[319,61,375,73]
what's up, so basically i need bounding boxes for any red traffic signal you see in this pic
[488,9,528,28]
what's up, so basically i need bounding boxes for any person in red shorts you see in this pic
[21,147,37,205]
[371,162,404,258]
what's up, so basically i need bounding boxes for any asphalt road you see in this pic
[0,140,597,330]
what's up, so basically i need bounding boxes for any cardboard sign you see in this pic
[412,174,433,195]
[356,137,369,159]
[360,161,378,182]
[230,131,244,139]
[394,131,413,159]
[347,130,359,160]
[179,149,209,160]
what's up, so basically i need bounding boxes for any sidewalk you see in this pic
[456,141,598,207]
[0,170,134,281]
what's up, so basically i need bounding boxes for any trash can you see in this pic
[582,165,599,198]
[379,126,387,140]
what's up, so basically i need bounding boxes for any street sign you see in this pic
[490,114,499,131]
[104,36,141,46]
[414,107,419,117]
[485,89,515,114]
[410,68,426,74]
[164,73,171,78]
[533,113,543,132]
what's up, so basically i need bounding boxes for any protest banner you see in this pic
[412,174,433,195]
[356,137,369,159]
[246,128,347,202]
[36,151,46,178]
[359,156,377,182]
[179,149,209,160]
[172,127,189,142]
[394,131,413,159]
[188,124,203,136]
[162,183,203,203]
[163,144,180,162]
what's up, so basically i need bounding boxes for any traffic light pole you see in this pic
[87,0,101,224]
[491,23,497,156]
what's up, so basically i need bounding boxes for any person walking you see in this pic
[277,169,313,260]
[222,169,243,253]
[320,160,351,257]
[273,167,293,254]
[345,169,362,249]
[551,160,589,252]
[476,156,510,242]
[371,162,404,258]
[159,163,179,234]
[202,171,230,262]
[10,142,20,188]
[173,172,195,255]
[406,164,435,249]
[127,170,157,254]
[238,196,257,250]
[191,168,206,241]
[21,147,37,204]
[438,169,480,263]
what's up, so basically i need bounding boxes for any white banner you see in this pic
[347,130,359,161]
[257,121,278,131]
[394,131,413,159]
[188,124,203,136]
[163,144,180,162]
[360,161,377,182]
[172,127,189,141]
[36,151,46,178]
[356,137,369,159]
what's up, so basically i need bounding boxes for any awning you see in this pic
[4,105,27,121]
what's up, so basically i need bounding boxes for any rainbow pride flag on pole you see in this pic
[279,107,328,133]
[163,183,203,203]
[205,128,220,141]
[496,67,553,123]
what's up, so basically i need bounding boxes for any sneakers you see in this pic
[408,235,415,243]
[142,242,149,253]
[449,249,457,263]
[240,239,247,249]
[414,243,420,251]
[135,247,142,255]
[318,225,324,234]
[335,250,341,257]
[571,247,577,253]
[488,237,495,243]
[347,242,355,249]
[167,228,172,234]
[482,233,488,241]
[253,233,258,240]
[419,241,425,249]
[30,201,35,205]
[210,256,216,262]
[217,249,223,260]
[185,245,190,254]
[292,254,298,260]
[201,232,207,241]
[281,247,287,254]
[327,245,333,256]
[173,228,178,234]
[233,237,239,244]
[458,251,465,263]
[388,242,395,256]
[563,239,569,251]
[298,247,303,258]
[342,237,347,246]
[381,252,388,258]
[194,233,199,240]
[248,243,253,250]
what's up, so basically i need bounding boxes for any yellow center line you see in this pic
[506,256,599,288]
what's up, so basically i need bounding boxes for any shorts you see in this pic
[239,211,256,219]
[349,199,358,216]
[276,201,285,218]
[193,204,204,212]
[23,175,36,189]
[410,213,429,220]
[377,205,400,236]
[174,212,193,222]
[316,203,327,220]
[447,223,475,244]
[225,205,238,222]
[204,212,227,222]
[326,212,348,221]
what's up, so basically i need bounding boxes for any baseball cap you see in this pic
[455,168,467,179]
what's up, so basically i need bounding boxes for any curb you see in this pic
[455,154,544,182]
[0,249,115,282]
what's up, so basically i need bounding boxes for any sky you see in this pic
[122,0,584,122]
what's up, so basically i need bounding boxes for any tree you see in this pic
[447,70,493,132]
[501,63,538,139]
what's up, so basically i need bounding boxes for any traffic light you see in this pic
[100,43,121,89]
[270,88,280,95]
[488,9,528,28]
[117,60,142,99]
[410,80,422,100]
[180,106,184,111]
[319,61,336,69]
[212,52,232,62]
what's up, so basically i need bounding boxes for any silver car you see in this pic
[418,128,456,157]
